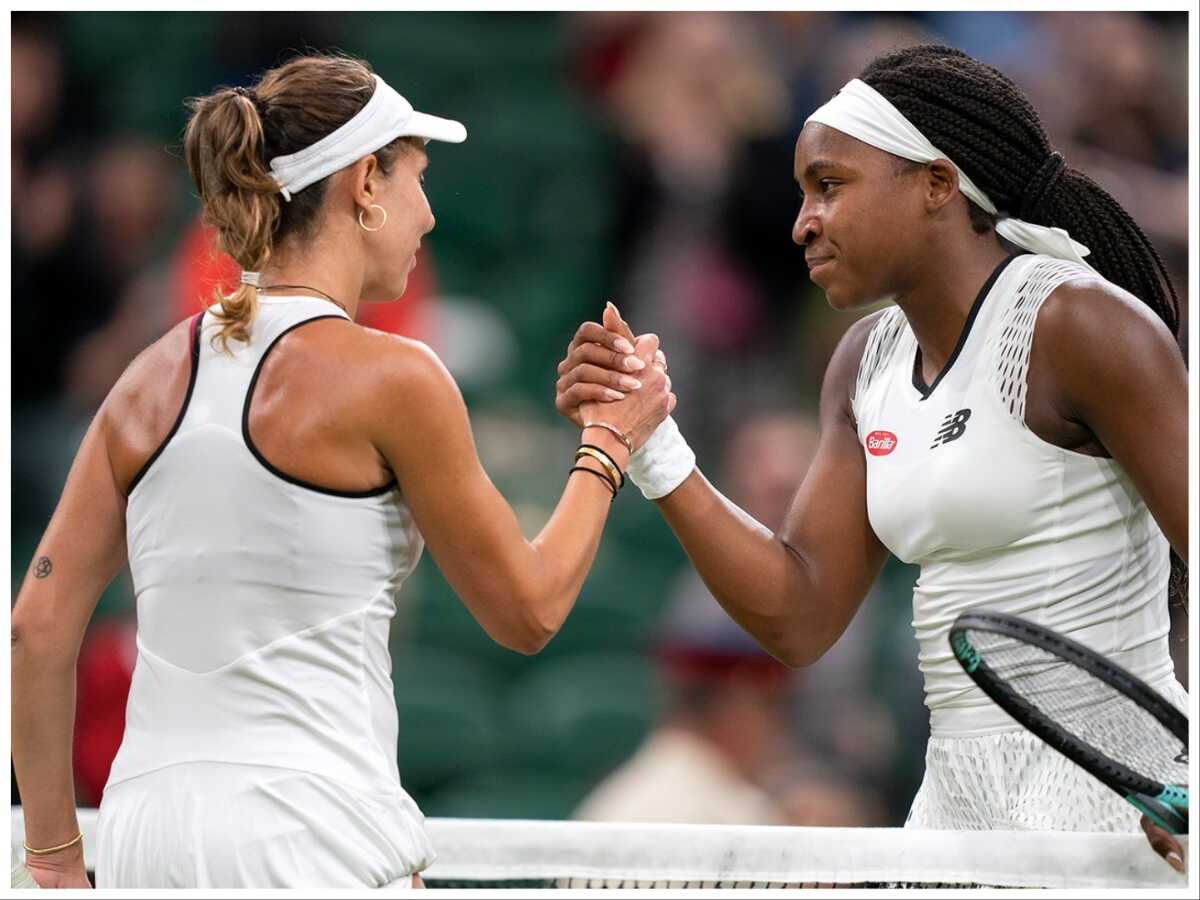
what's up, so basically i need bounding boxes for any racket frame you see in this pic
[949,610,1188,834]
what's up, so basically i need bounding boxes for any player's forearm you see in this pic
[519,470,615,647]
[654,471,833,666]
[512,430,631,649]
[10,617,84,849]
[457,447,625,655]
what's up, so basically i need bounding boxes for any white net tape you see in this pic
[10,808,1187,888]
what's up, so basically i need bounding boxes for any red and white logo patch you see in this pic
[865,430,898,456]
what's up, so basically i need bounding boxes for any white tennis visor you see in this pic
[269,74,467,200]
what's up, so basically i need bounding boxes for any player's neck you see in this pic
[895,236,1012,374]
[258,233,364,321]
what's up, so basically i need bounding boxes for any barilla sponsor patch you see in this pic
[865,430,898,456]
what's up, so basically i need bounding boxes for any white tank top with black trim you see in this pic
[852,254,1176,738]
[108,297,432,869]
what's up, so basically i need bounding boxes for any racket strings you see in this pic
[965,628,1187,787]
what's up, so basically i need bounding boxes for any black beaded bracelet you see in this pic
[569,464,617,501]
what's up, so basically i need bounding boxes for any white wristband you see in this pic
[627,416,696,500]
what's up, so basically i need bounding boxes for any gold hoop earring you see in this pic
[358,204,388,232]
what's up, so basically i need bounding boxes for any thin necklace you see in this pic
[260,283,350,316]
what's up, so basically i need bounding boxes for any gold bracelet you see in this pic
[24,831,83,855]
[576,445,624,491]
[582,421,633,456]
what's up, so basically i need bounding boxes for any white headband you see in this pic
[806,79,1091,268]
[269,74,467,201]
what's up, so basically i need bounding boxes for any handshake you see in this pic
[554,302,694,500]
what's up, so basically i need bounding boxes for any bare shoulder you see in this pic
[832,307,893,370]
[343,327,467,454]
[1029,277,1186,443]
[1032,280,1180,367]
[354,326,460,401]
[100,315,198,491]
[825,307,894,409]
[1035,277,1182,386]
[104,315,195,414]
[349,327,472,464]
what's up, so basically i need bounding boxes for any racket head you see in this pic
[949,610,1188,831]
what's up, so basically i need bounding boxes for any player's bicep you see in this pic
[371,343,531,606]
[779,318,889,623]
[1041,283,1188,558]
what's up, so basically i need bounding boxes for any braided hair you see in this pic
[861,45,1187,614]
[859,44,1181,343]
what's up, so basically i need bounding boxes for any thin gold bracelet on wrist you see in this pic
[582,421,634,456]
[23,831,83,855]
[576,444,624,490]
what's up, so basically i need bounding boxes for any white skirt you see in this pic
[907,679,1189,831]
[95,761,435,888]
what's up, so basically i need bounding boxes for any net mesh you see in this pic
[961,625,1187,789]
[12,809,1185,888]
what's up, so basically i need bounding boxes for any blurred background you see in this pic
[10,10,1190,828]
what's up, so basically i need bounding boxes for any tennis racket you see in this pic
[949,610,1188,834]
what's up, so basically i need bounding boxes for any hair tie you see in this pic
[1019,151,1066,221]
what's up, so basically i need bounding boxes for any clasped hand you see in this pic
[555,303,675,452]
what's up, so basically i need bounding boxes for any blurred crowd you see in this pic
[10,11,1189,826]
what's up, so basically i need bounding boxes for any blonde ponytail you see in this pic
[184,87,280,351]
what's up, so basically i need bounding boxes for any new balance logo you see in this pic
[930,408,971,448]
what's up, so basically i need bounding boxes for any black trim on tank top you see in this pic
[912,254,1019,401]
[127,311,204,497]
[242,315,398,499]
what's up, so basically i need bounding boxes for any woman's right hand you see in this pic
[556,303,673,445]
[578,329,674,452]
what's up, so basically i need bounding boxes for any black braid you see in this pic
[859,44,1181,341]
[861,45,1187,617]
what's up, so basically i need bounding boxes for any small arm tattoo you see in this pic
[33,556,52,579]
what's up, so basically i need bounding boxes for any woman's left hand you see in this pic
[23,843,92,888]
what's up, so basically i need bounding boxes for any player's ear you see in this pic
[925,159,959,214]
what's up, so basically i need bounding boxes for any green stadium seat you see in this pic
[421,768,590,820]
[392,647,507,792]
[503,651,655,778]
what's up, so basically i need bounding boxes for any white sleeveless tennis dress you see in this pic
[852,254,1186,831]
[94,297,434,887]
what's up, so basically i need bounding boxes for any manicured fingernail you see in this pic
[624,356,645,371]
[604,389,624,401]
[1167,851,1183,871]
[619,376,641,390]
[615,338,635,354]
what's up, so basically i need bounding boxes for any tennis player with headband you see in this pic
[557,46,1187,870]
[11,53,673,888]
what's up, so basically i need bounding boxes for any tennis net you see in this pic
[10,808,1187,888]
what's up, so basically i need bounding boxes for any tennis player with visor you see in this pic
[556,46,1188,872]
[11,54,673,888]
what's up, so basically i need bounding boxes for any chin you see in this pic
[363,276,410,303]
[820,283,859,312]
[820,280,884,313]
